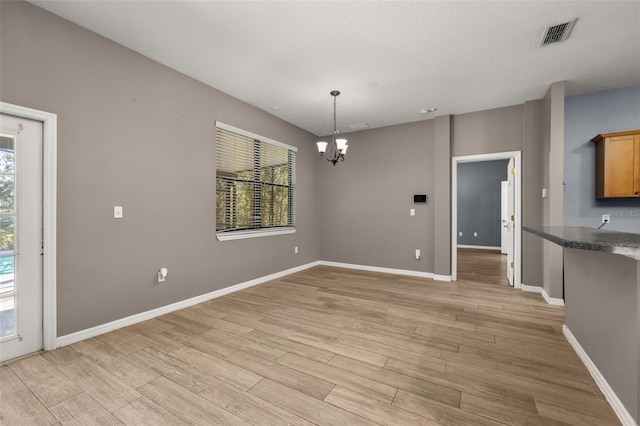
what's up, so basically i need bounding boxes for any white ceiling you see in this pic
[30,1,640,137]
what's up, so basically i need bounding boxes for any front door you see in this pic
[0,114,43,362]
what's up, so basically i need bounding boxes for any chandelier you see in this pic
[317,90,348,166]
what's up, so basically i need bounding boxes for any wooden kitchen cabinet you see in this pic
[591,130,640,198]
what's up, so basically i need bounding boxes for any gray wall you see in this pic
[542,82,565,299]
[433,115,452,276]
[318,103,544,284]
[0,1,320,336]
[564,85,640,234]
[457,160,509,247]
[564,248,639,424]
[318,120,435,273]
[1,1,553,337]
[522,100,544,287]
[451,104,524,157]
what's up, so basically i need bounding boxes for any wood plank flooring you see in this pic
[457,248,509,286]
[0,264,620,425]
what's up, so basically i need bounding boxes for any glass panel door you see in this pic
[0,133,16,339]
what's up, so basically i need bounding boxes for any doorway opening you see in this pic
[457,248,509,285]
[451,151,521,287]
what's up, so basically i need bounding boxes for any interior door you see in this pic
[0,114,43,362]
[506,158,515,286]
[500,181,508,254]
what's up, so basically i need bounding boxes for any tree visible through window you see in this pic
[216,124,295,237]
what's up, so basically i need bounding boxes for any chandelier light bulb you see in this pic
[316,141,328,153]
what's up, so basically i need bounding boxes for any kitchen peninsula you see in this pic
[524,226,639,425]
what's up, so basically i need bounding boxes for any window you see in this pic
[215,122,296,240]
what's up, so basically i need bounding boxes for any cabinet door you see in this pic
[604,134,640,197]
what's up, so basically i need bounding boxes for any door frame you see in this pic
[0,102,57,351]
[451,151,521,288]
[500,180,508,254]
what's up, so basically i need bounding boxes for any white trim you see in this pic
[57,260,450,348]
[319,261,444,280]
[217,227,295,241]
[433,274,452,282]
[56,261,320,347]
[521,284,543,294]
[541,288,565,306]
[457,245,502,251]
[563,325,637,426]
[0,102,57,352]
[521,284,565,306]
[216,121,297,152]
[451,151,522,290]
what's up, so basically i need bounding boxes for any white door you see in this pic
[0,114,43,362]
[500,181,508,254]
[506,158,515,286]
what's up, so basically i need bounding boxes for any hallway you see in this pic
[457,248,509,286]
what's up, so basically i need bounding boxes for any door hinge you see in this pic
[510,262,515,268]
[511,168,516,175]
[511,215,515,221]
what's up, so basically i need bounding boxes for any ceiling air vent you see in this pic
[539,19,577,47]
[347,122,369,131]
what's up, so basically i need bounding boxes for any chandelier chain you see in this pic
[316,90,348,166]
[333,93,337,137]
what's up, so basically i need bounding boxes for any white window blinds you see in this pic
[216,123,296,238]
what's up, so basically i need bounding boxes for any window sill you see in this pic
[216,228,296,241]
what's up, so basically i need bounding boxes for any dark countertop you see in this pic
[524,226,640,260]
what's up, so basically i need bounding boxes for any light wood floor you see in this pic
[458,248,509,286]
[1,266,620,425]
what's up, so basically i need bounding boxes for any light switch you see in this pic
[114,206,123,219]
[410,209,415,216]
[542,188,548,198]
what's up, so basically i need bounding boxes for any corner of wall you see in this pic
[542,81,566,300]
[434,115,452,276]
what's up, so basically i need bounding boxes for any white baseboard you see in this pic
[541,288,565,306]
[56,261,321,348]
[318,260,443,280]
[457,245,502,251]
[521,284,542,294]
[563,325,637,426]
[433,274,452,282]
[521,283,565,306]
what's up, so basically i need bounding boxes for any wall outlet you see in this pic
[415,249,420,260]
[294,246,298,254]
[474,232,478,237]
[410,209,415,216]
[158,267,167,283]
[458,232,462,237]
[602,214,610,224]
[114,206,123,219]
